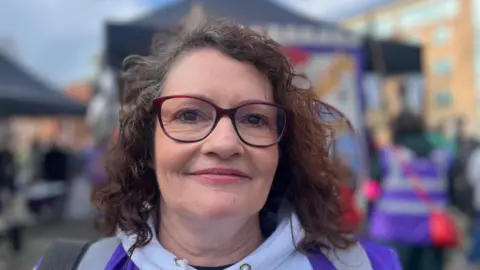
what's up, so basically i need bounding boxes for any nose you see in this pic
[200,117,244,159]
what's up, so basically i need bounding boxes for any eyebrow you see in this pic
[184,93,274,106]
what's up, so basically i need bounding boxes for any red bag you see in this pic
[396,148,460,248]
[429,209,459,247]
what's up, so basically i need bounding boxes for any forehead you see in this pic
[162,48,274,106]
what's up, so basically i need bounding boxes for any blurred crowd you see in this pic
[0,136,109,254]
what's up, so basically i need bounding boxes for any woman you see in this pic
[368,111,455,270]
[36,19,400,269]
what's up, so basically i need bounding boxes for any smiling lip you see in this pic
[190,168,249,184]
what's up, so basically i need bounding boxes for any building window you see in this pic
[433,58,453,76]
[400,0,459,28]
[407,35,422,45]
[435,91,452,107]
[433,27,451,44]
[400,8,423,28]
[441,0,460,17]
[350,22,367,34]
[374,17,394,38]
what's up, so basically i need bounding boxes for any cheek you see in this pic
[252,146,279,193]
[154,126,196,182]
[258,146,279,176]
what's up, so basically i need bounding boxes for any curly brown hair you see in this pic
[94,18,352,253]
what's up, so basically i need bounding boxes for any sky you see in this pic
[0,0,387,88]
[276,0,392,21]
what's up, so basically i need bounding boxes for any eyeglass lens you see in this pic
[159,97,286,146]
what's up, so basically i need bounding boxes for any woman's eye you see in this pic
[177,110,201,122]
[244,114,266,126]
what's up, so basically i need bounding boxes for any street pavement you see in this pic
[0,219,101,270]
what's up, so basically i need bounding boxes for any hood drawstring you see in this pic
[240,263,252,270]
[174,258,189,269]
[125,249,252,270]
[123,251,191,270]
[174,258,252,270]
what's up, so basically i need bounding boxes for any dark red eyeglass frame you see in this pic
[152,95,290,148]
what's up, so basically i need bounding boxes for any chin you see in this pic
[195,207,240,220]
[192,195,247,220]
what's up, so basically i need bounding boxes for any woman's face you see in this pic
[154,48,279,220]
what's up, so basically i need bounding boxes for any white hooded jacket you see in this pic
[75,204,372,270]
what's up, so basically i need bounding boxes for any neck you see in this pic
[158,204,264,267]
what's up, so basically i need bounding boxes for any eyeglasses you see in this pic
[152,95,288,147]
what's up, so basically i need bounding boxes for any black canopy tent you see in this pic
[0,54,86,117]
[105,0,422,75]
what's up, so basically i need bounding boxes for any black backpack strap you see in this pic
[38,239,91,270]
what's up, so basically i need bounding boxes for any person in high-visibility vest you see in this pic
[368,111,456,270]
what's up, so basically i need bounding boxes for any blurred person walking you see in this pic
[368,111,458,270]
[0,142,23,253]
[450,119,477,216]
[82,139,109,225]
[0,144,16,198]
[364,129,382,222]
[27,142,70,222]
[464,141,480,268]
[25,140,42,183]
[84,140,109,191]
